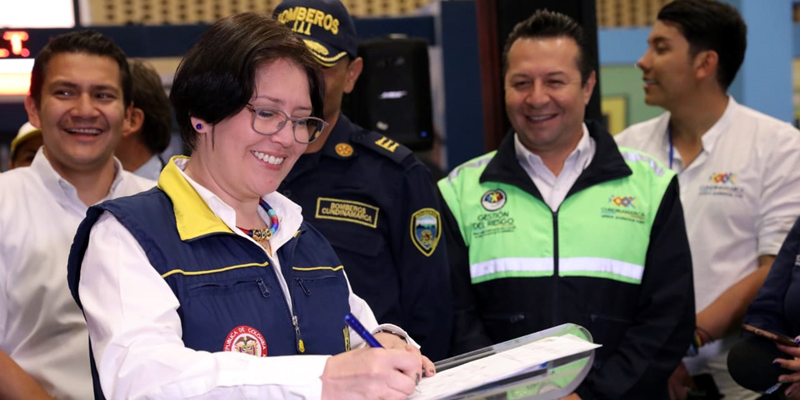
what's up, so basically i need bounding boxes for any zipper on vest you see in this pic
[296,278,311,296]
[551,210,559,327]
[292,315,306,353]
[256,278,270,298]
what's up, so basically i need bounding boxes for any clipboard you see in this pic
[418,323,597,400]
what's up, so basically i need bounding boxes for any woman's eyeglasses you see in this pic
[245,104,328,144]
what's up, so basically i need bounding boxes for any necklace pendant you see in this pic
[252,229,269,242]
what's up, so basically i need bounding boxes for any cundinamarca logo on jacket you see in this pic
[601,194,645,224]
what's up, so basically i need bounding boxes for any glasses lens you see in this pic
[253,108,286,135]
[295,118,324,144]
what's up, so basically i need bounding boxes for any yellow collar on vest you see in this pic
[158,156,234,241]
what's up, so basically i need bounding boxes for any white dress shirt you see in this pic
[80,157,410,399]
[514,123,596,211]
[616,97,800,400]
[0,148,154,400]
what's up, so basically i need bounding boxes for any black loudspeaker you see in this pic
[343,36,434,151]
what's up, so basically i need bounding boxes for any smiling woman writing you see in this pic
[66,12,433,400]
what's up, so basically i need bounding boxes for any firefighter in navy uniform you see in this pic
[274,0,452,361]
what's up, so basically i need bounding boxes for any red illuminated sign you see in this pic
[0,31,31,58]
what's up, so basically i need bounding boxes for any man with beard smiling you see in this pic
[0,31,153,399]
[439,10,694,400]
[616,1,800,399]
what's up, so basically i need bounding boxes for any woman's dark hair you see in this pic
[170,12,325,149]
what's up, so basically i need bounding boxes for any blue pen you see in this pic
[344,313,383,348]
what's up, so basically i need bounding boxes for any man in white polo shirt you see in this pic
[0,31,153,399]
[616,1,800,399]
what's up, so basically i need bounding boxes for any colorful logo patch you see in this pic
[481,189,507,211]
[608,195,636,209]
[411,208,441,256]
[601,194,645,224]
[709,172,736,185]
[315,197,379,228]
[223,325,267,357]
[699,171,744,198]
[335,143,354,157]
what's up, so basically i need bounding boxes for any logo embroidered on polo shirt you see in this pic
[699,172,744,198]
[411,208,441,256]
[315,197,379,228]
[223,325,267,357]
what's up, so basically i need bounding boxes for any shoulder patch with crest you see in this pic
[410,208,441,256]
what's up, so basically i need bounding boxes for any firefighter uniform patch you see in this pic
[410,208,441,256]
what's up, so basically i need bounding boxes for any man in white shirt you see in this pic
[0,30,153,399]
[115,59,172,181]
[615,1,800,399]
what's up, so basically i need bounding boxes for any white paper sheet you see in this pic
[410,334,600,400]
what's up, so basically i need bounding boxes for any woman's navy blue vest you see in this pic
[67,187,351,399]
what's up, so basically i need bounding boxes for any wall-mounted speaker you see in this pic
[343,36,434,151]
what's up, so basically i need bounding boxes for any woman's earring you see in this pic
[195,123,203,130]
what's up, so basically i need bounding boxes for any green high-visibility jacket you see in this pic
[438,121,695,400]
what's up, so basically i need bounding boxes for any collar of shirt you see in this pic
[319,113,359,160]
[171,157,303,253]
[660,95,737,170]
[30,147,124,213]
[514,123,595,183]
[134,153,164,181]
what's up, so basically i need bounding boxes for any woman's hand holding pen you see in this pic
[321,347,422,400]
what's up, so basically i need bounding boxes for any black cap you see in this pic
[728,335,792,395]
[273,0,357,67]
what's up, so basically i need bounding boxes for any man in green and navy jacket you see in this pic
[438,10,695,400]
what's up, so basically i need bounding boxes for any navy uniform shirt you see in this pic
[279,114,452,361]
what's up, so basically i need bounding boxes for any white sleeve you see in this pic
[80,212,329,400]
[757,127,800,256]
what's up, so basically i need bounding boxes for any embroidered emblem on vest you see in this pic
[223,325,267,357]
[481,189,506,211]
[315,197,379,228]
[344,325,351,351]
[601,194,646,224]
[411,208,441,256]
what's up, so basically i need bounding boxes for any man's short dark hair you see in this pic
[502,9,593,85]
[170,12,325,150]
[129,59,171,154]
[30,30,132,107]
[658,0,747,90]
